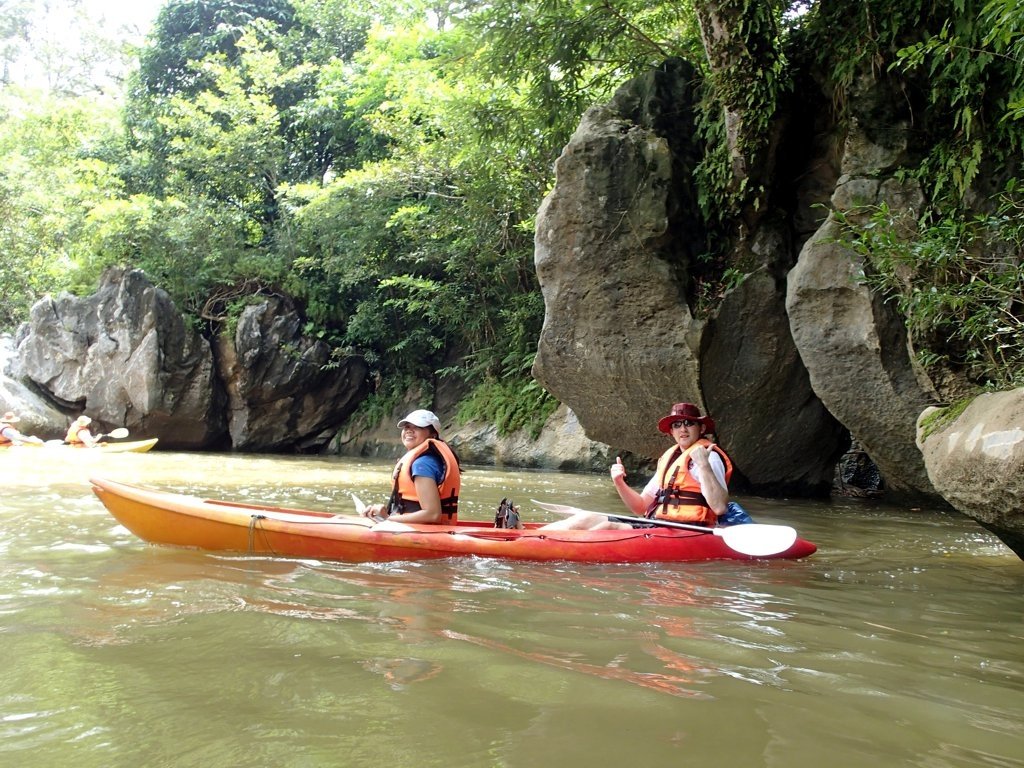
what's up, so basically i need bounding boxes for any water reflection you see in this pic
[1,451,1022,768]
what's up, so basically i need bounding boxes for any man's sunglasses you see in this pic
[670,419,699,429]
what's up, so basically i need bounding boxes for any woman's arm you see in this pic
[388,475,444,523]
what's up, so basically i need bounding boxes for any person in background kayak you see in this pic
[543,402,753,530]
[361,409,462,524]
[65,415,99,447]
[0,411,44,446]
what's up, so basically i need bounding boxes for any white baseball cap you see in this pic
[397,409,441,434]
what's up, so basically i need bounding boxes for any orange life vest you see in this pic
[646,439,733,526]
[0,425,15,445]
[65,423,89,444]
[387,438,461,522]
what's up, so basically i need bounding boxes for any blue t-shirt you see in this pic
[410,452,445,485]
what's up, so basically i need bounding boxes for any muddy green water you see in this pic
[1,450,1021,768]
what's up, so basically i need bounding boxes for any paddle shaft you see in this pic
[44,426,129,446]
[531,500,799,557]
[531,500,719,533]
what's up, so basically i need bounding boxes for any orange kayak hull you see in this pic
[90,476,817,563]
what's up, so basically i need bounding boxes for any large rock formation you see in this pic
[215,296,369,451]
[787,80,941,501]
[533,71,703,458]
[533,60,844,495]
[12,269,370,451]
[917,392,1024,558]
[16,268,224,446]
[532,50,1024,548]
[0,334,67,436]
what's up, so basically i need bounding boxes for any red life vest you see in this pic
[646,439,733,525]
[0,425,15,445]
[387,438,461,522]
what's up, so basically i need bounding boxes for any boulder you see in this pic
[533,61,845,494]
[451,404,613,473]
[917,391,1024,557]
[16,268,225,447]
[0,334,67,437]
[533,91,703,460]
[215,296,369,451]
[786,103,943,501]
[703,269,845,494]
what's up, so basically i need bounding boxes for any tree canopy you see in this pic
[1,0,1022,425]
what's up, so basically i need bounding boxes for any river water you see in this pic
[1,450,1021,767]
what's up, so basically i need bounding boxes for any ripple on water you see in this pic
[1,453,1022,768]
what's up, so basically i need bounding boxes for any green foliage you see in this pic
[835,193,1024,390]
[464,0,706,180]
[138,0,297,98]
[0,89,125,328]
[272,15,550,387]
[693,0,791,223]
[70,193,282,317]
[798,0,1024,205]
[890,0,1023,201]
[457,371,559,439]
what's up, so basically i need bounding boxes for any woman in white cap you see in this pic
[362,409,462,524]
[64,415,98,448]
[0,412,44,446]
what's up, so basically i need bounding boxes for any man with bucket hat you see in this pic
[543,402,752,530]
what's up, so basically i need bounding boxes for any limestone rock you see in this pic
[0,334,67,436]
[215,296,369,451]
[703,269,845,494]
[533,62,708,460]
[451,404,613,473]
[786,107,941,502]
[533,60,844,495]
[16,268,224,447]
[917,391,1024,557]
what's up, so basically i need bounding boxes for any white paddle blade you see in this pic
[718,524,798,556]
[351,493,367,516]
[107,427,130,439]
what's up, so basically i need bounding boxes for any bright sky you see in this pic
[7,0,168,91]
[59,0,166,36]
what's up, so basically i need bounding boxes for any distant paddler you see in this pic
[0,411,44,446]
[65,415,99,448]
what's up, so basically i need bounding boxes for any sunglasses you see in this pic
[670,419,700,429]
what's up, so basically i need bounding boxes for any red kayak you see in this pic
[90,476,817,563]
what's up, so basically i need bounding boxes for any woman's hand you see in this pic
[362,503,387,521]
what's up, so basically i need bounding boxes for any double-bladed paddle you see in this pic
[44,426,130,447]
[531,500,798,557]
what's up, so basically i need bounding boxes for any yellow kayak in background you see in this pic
[3,438,159,454]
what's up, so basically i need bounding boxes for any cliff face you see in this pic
[533,60,845,497]
[6,268,368,452]
[531,60,1024,555]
